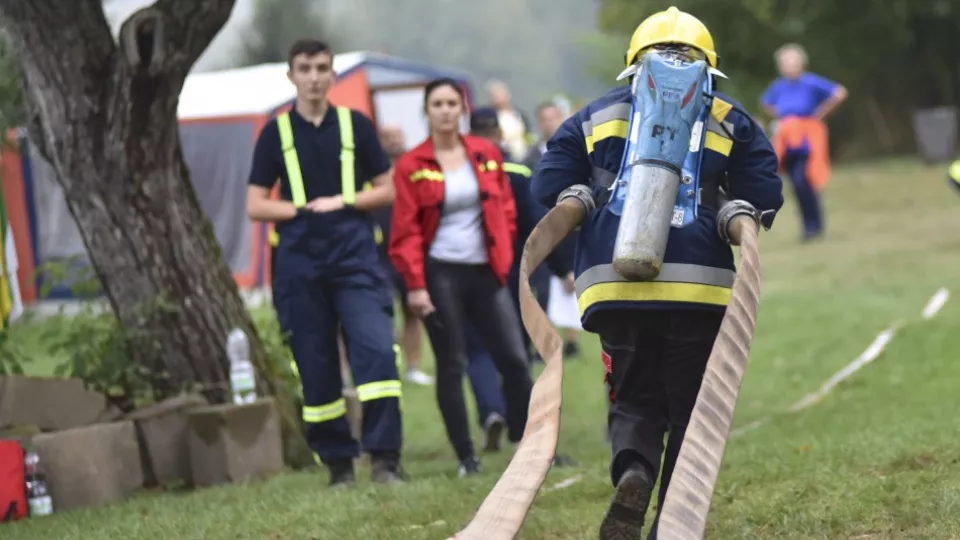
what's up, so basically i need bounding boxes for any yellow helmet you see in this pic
[626,7,718,68]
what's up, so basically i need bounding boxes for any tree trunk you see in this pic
[0,0,312,467]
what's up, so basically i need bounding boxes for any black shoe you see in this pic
[327,459,356,489]
[598,467,654,540]
[458,455,482,478]
[371,454,405,485]
[563,341,581,358]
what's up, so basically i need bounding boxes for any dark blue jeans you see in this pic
[785,151,823,238]
[464,323,507,427]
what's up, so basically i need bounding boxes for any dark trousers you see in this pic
[785,152,823,238]
[273,250,402,464]
[597,309,723,539]
[464,323,507,426]
[423,259,533,461]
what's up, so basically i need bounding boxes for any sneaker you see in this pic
[405,369,434,385]
[371,454,405,485]
[327,459,356,489]
[598,467,654,540]
[563,341,581,358]
[458,455,482,478]
[481,413,506,453]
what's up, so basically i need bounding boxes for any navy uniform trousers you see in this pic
[597,308,723,539]
[272,238,402,464]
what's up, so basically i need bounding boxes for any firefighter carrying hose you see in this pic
[530,7,784,538]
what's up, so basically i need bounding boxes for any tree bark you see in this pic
[0,0,312,467]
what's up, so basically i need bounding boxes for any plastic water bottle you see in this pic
[23,448,53,517]
[227,328,257,404]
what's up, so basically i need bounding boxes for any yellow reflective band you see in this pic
[337,107,356,206]
[410,169,445,182]
[355,380,402,402]
[577,282,731,315]
[585,120,629,153]
[277,112,306,207]
[705,131,733,156]
[949,160,960,183]
[373,224,383,245]
[269,228,279,247]
[302,399,347,423]
[486,160,498,171]
[503,162,532,177]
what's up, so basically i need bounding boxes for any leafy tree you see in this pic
[596,0,960,158]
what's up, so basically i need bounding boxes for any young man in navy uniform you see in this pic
[246,38,403,488]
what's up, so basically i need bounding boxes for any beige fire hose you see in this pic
[453,195,762,540]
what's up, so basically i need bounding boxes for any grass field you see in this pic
[4,158,960,539]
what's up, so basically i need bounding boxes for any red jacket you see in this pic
[389,135,517,291]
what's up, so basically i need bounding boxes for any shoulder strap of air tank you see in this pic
[336,107,356,206]
[276,112,307,207]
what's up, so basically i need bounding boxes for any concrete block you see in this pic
[187,397,283,487]
[31,421,143,511]
[0,376,121,432]
[125,393,207,487]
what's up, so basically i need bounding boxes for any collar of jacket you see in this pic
[407,133,501,165]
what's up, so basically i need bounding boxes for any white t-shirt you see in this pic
[428,162,489,264]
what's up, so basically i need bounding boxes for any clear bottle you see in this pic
[23,448,53,517]
[227,327,258,404]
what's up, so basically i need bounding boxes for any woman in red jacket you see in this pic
[389,78,534,476]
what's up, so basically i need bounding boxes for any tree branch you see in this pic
[126,0,236,82]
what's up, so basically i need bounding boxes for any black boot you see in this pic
[598,466,654,540]
[371,453,405,485]
[327,459,355,489]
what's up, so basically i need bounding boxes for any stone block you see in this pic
[125,393,207,488]
[0,376,121,432]
[187,397,283,487]
[31,421,143,511]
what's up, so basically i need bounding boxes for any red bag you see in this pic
[0,440,27,523]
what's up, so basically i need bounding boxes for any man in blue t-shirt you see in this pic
[761,43,847,240]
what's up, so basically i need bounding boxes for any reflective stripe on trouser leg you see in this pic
[273,267,358,463]
[336,281,403,455]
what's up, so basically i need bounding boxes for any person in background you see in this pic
[468,106,577,361]
[523,101,565,170]
[523,101,582,358]
[761,43,847,241]
[247,38,404,488]
[462,107,575,461]
[375,124,433,386]
[390,78,534,477]
[486,79,531,160]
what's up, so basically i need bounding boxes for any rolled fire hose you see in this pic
[454,195,762,540]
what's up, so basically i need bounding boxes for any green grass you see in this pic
[4,158,960,539]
